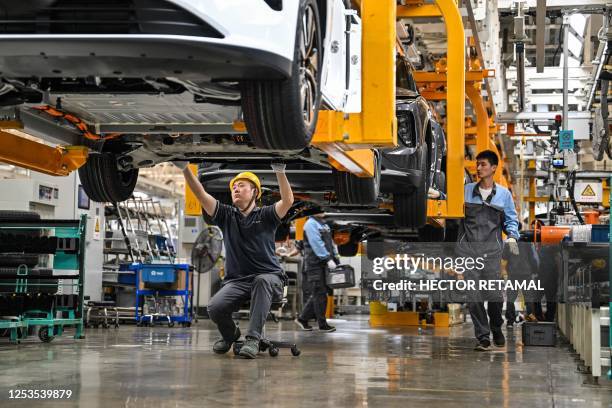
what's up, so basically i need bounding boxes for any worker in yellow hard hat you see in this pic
[176,159,294,359]
[228,171,262,213]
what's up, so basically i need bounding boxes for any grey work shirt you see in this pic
[209,201,283,281]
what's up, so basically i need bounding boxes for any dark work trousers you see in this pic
[505,268,536,323]
[465,260,504,342]
[207,273,283,341]
[300,273,315,320]
[540,246,559,322]
[299,280,328,327]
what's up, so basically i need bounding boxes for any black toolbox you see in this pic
[326,264,356,289]
[522,322,557,346]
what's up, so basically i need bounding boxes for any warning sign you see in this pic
[581,185,596,197]
[93,215,101,240]
[575,182,602,203]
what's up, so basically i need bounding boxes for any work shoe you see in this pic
[238,336,260,359]
[294,318,313,331]
[318,324,336,333]
[492,330,506,347]
[506,320,514,329]
[213,327,240,354]
[474,339,491,351]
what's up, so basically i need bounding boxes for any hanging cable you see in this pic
[33,105,122,141]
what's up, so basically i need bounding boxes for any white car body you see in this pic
[0,0,362,156]
[0,0,361,115]
[172,0,300,63]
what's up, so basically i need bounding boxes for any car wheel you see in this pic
[241,0,322,150]
[334,153,381,205]
[393,148,429,228]
[79,153,139,203]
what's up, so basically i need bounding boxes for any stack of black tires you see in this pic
[0,210,58,341]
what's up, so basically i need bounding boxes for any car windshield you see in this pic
[396,58,418,93]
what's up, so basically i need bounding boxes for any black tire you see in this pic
[79,152,139,203]
[0,211,41,271]
[269,347,279,357]
[0,253,39,268]
[393,148,429,228]
[338,241,359,257]
[0,210,40,223]
[334,153,381,205]
[38,327,54,343]
[291,346,301,356]
[241,0,322,150]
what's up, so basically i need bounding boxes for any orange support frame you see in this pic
[0,130,88,177]
[399,0,466,219]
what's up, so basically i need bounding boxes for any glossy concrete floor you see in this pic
[0,316,610,407]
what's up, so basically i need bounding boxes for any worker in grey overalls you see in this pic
[456,150,520,351]
[294,212,339,332]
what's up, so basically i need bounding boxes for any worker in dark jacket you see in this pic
[294,212,339,332]
[456,150,520,351]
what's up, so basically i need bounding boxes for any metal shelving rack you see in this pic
[102,198,185,325]
[0,215,87,344]
[103,198,176,269]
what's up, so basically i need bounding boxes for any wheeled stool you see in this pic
[233,337,301,357]
[232,289,301,357]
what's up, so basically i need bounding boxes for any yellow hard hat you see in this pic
[229,172,262,199]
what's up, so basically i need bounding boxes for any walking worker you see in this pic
[176,160,293,359]
[294,212,339,333]
[455,150,520,351]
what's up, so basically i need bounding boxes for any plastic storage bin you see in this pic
[590,225,610,243]
[522,322,556,346]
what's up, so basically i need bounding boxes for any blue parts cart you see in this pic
[119,263,193,327]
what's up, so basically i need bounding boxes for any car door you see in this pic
[320,0,361,113]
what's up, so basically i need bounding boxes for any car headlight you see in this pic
[397,112,416,147]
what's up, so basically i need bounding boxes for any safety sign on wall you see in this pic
[574,181,602,203]
[93,214,101,240]
[558,130,574,151]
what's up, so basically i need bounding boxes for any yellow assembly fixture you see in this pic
[0,130,88,177]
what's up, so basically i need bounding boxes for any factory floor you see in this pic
[0,316,610,407]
